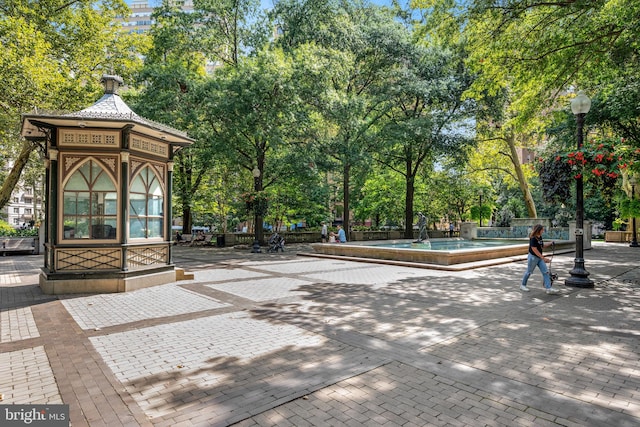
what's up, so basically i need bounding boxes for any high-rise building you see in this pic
[115,0,195,34]
[2,178,43,229]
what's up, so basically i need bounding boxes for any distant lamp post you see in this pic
[478,189,484,227]
[251,167,262,253]
[565,91,594,288]
[630,176,638,248]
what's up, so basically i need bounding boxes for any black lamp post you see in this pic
[565,91,594,288]
[630,176,638,248]
[251,167,262,253]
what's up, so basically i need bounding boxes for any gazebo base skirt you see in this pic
[39,266,177,295]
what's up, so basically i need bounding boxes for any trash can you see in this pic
[216,234,225,247]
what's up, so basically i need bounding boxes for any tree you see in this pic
[374,38,475,237]
[272,2,414,235]
[0,0,138,211]
[129,1,213,234]
[463,0,640,122]
[192,0,270,66]
[193,48,310,244]
[462,0,640,164]
[352,168,405,228]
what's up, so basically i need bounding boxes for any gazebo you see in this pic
[20,75,194,294]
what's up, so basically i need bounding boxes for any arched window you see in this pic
[129,166,164,239]
[63,160,117,240]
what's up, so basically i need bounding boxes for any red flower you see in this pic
[574,173,582,179]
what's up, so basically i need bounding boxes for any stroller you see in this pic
[267,232,285,253]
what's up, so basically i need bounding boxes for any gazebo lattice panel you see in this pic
[127,246,168,269]
[55,248,122,271]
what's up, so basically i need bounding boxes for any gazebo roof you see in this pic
[21,75,194,146]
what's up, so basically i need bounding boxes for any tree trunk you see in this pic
[254,167,264,246]
[178,153,195,234]
[0,140,35,211]
[342,162,350,238]
[404,174,415,239]
[182,205,192,234]
[507,134,537,218]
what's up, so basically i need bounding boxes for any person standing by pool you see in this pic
[321,222,328,243]
[521,224,558,294]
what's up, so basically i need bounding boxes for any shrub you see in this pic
[0,220,38,237]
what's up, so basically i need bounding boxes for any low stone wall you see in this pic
[460,219,571,242]
[220,220,582,247]
[604,231,632,243]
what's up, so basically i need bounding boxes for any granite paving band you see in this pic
[0,243,639,426]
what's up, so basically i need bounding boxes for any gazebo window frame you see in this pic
[61,159,118,240]
[129,165,165,240]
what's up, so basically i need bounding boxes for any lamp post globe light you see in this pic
[630,175,639,248]
[565,91,594,288]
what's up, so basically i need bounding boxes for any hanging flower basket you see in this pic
[538,137,640,202]
[552,137,637,180]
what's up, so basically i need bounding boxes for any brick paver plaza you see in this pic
[1,242,639,426]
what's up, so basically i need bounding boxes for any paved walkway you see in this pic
[1,242,639,426]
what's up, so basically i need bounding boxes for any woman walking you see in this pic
[521,224,559,294]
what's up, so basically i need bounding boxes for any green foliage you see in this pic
[538,136,639,205]
[0,221,15,236]
[536,156,573,204]
[551,137,637,180]
[0,0,143,211]
[6,0,638,233]
[0,220,37,237]
[612,218,627,231]
[469,204,492,224]
[618,198,640,219]
[354,170,405,227]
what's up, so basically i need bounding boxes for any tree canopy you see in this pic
[2,0,639,234]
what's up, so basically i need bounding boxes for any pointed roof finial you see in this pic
[101,74,124,95]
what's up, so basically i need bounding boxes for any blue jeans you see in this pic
[522,253,551,289]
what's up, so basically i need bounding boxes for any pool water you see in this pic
[375,239,525,251]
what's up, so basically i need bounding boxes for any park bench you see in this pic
[1,237,37,256]
[176,234,192,245]
[192,234,213,246]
